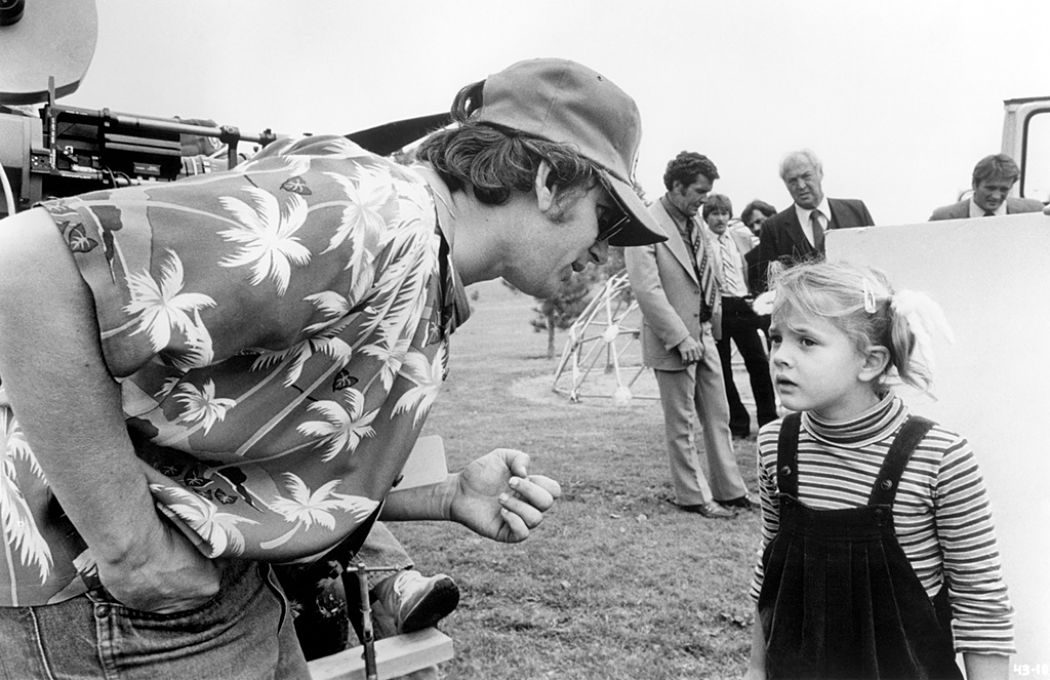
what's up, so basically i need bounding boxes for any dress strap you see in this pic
[776,412,802,497]
[868,415,935,506]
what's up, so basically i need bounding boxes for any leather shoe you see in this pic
[718,495,755,510]
[679,502,737,519]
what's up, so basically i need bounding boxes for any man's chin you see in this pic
[508,278,558,298]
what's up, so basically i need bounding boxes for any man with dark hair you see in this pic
[929,153,1043,220]
[624,152,750,520]
[702,194,778,440]
[755,149,874,291]
[739,199,777,238]
[0,58,664,677]
[737,198,777,293]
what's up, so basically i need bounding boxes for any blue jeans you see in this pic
[0,560,308,680]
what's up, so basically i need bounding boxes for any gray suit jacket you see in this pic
[624,198,722,371]
[928,197,1044,221]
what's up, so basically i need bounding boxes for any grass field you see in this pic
[392,280,762,679]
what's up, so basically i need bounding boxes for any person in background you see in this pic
[739,198,777,241]
[929,153,1043,220]
[0,58,663,678]
[747,261,1013,679]
[625,152,751,520]
[702,193,778,440]
[755,150,874,292]
[738,198,777,294]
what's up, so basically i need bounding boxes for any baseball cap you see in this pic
[468,58,666,247]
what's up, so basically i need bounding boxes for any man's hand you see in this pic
[676,336,703,364]
[448,449,561,542]
[96,519,222,614]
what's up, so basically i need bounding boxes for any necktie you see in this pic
[983,210,996,217]
[810,210,826,253]
[719,235,740,294]
[696,225,719,311]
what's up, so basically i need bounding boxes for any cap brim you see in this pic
[602,172,667,246]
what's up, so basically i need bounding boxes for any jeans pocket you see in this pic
[83,561,298,678]
[85,585,221,623]
[86,560,255,629]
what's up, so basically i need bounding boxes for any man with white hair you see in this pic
[755,149,874,291]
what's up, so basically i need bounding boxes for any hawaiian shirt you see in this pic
[0,135,469,605]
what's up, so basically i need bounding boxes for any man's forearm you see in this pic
[380,477,456,522]
[0,209,164,564]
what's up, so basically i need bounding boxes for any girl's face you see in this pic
[769,305,881,421]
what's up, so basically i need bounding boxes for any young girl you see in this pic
[747,261,1013,680]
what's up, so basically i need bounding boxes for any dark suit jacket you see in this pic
[928,197,1044,221]
[754,198,874,291]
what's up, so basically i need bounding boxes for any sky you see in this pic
[41,0,1050,225]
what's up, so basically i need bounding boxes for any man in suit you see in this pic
[702,193,778,440]
[755,149,874,291]
[624,152,750,519]
[929,153,1044,220]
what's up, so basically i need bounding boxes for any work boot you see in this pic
[370,569,460,638]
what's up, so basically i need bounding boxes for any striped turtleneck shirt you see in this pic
[749,393,1015,655]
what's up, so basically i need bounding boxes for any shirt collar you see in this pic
[413,163,472,338]
[662,194,694,229]
[802,391,908,448]
[969,197,1005,218]
[794,197,832,226]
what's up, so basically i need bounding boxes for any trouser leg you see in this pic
[355,521,415,590]
[717,317,752,437]
[693,325,748,502]
[654,366,714,506]
[734,322,777,426]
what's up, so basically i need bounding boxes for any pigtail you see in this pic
[887,289,955,395]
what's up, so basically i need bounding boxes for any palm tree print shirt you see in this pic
[0,135,469,605]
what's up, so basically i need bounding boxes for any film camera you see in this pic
[0,0,280,218]
[0,0,448,219]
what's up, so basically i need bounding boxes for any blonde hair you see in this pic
[770,261,953,394]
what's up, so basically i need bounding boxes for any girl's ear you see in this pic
[858,344,891,383]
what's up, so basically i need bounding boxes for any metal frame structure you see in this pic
[551,271,657,403]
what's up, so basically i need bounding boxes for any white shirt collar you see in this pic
[794,198,831,225]
[794,198,831,245]
[969,197,1005,218]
